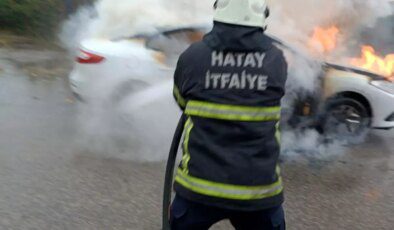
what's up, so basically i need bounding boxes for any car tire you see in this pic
[320,97,371,143]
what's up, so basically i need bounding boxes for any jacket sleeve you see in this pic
[173,56,187,110]
[272,50,288,97]
[278,52,288,89]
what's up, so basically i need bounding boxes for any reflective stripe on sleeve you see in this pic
[181,117,194,174]
[173,85,186,108]
[175,169,283,200]
[185,100,281,121]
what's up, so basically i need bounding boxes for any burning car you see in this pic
[69,26,394,138]
[286,62,394,139]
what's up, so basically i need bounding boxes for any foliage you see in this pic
[0,0,64,37]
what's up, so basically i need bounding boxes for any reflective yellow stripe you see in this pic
[185,100,281,121]
[175,169,283,200]
[173,85,186,108]
[181,117,194,174]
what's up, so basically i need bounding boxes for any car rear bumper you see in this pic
[69,69,88,100]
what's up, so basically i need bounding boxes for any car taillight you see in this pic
[76,50,105,64]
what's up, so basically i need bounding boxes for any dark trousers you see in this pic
[170,195,286,230]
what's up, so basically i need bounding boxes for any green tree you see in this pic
[0,0,64,37]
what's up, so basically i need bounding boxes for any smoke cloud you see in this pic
[61,0,393,162]
[59,0,214,54]
[267,0,392,51]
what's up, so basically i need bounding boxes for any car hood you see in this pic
[325,63,387,81]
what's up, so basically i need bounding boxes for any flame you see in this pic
[308,26,393,80]
[351,46,394,79]
[309,26,339,53]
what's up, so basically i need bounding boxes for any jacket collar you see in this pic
[203,22,272,52]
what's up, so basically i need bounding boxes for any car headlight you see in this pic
[370,80,394,94]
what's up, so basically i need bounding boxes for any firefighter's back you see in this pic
[173,21,288,211]
[170,1,288,229]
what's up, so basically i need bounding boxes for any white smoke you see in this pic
[59,6,97,53]
[61,0,392,162]
[59,0,214,54]
[267,0,392,52]
[74,49,180,162]
[281,129,348,161]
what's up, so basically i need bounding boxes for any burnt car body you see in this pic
[70,26,394,139]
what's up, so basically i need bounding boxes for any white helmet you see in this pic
[214,0,269,29]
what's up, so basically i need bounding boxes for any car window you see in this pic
[146,28,205,58]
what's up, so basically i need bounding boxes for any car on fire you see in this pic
[69,26,394,139]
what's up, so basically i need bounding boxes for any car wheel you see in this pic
[321,98,371,142]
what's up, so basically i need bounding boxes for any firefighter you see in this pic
[171,0,288,229]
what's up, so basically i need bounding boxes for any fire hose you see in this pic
[162,114,187,230]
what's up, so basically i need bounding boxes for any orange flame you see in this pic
[307,26,393,80]
[309,26,339,53]
[351,46,394,79]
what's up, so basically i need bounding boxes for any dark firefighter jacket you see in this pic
[173,22,288,211]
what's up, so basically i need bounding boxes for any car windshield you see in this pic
[145,28,206,59]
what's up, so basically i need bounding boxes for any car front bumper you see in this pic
[369,85,394,129]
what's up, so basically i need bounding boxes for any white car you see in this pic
[286,63,394,138]
[323,64,394,130]
[69,27,207,102]
[69,26,394,137]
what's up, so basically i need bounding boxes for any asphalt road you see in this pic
[0,47,393,230]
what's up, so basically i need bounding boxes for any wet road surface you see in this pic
[0,47,393,230]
